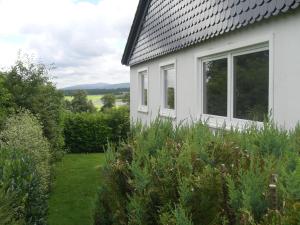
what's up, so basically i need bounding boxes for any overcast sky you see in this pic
[0,0,139,88]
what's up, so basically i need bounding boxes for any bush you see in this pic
[0,148,48,225]
[0,111,51,192]
[64,106,129,153]
[94,120,300,225]
[0,111,51,225]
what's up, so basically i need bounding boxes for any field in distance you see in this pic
[65,94,125,110]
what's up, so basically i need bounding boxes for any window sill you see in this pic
[138,105,149,114]
[160,109,176,119]
[201,114,263,130]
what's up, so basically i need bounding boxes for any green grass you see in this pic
[48,153,105,225]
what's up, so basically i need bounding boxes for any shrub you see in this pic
[0,148,48,225]
[94,120,300,225]
[64,106,129,153]
[0,111,51,192]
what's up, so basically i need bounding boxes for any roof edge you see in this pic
[121,0,150,66]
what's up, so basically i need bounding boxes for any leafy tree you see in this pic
[0,74,14,126]
[68,90,96,113]
[121,92,130,106]
[2,57,65,159]
[101,94,116,111]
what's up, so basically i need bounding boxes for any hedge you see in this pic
[64,106,129,153]
[0,111,51,225]
[94,119,300,225]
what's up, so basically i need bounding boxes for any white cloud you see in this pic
[0,0,138,88]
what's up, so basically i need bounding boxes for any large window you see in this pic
[203,58,228,117]
[201,46,269,124]
[161,63,176,117]
[138,69,148,112]
[233,50,269,121]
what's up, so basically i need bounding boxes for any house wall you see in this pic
[130,11,300,129]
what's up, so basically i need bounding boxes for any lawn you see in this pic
[48,153,105,225]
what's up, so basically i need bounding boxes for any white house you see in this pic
[122,0,300,129]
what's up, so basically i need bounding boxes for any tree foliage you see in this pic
[0,74,14,126]
[101,94,116,111]
[1,57,65,159]
[65,90,96,113]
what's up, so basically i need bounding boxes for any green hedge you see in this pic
[64,106,129,153]
[94,120,300,225]
[0,148,48,225]
[0,111,51,225]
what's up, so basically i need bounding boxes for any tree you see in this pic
[0,74,14,126]
[3,56,65,159]
[121,92,130,106]
[68,90,96,113]
[101,94,116,111]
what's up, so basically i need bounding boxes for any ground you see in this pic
[48,153,105,225]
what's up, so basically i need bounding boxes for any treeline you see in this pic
[62,88,129,96]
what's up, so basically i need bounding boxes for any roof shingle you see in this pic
[122,0,300,66]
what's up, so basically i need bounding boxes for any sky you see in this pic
[0,0,139,88]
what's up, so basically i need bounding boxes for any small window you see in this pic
[140,72,148,106]
[163,65,176,110]
[233,50,269,121]
[203,58,228,117]
[138,70,148,112]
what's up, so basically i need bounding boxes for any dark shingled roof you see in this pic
[122,0,300,66]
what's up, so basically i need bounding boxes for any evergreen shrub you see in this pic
[94,119,300,225]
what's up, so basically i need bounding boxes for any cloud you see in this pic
[0,0,139,88]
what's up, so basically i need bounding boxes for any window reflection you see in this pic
[203,58,228,117]
[164,67,175,110]
[141,72,148,106]
[233,50,269,121]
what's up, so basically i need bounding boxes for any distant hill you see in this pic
[61,82,130,90]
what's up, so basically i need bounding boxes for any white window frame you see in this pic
[195,36,274,129]
[160,60,177,119]
[137,68,149,113]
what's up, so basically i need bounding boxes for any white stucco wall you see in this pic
[130,12,300,129]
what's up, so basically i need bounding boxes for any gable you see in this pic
[122,0,300,66]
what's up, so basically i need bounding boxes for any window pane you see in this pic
[233,50,269,121]
[164,68,175,110]
[203,58,227,116]
[141,72,148,106]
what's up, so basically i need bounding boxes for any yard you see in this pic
[48,153,105,225]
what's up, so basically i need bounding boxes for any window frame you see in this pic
[137,68,149,113]
[197,40,273,129]
[160,60,177,119]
